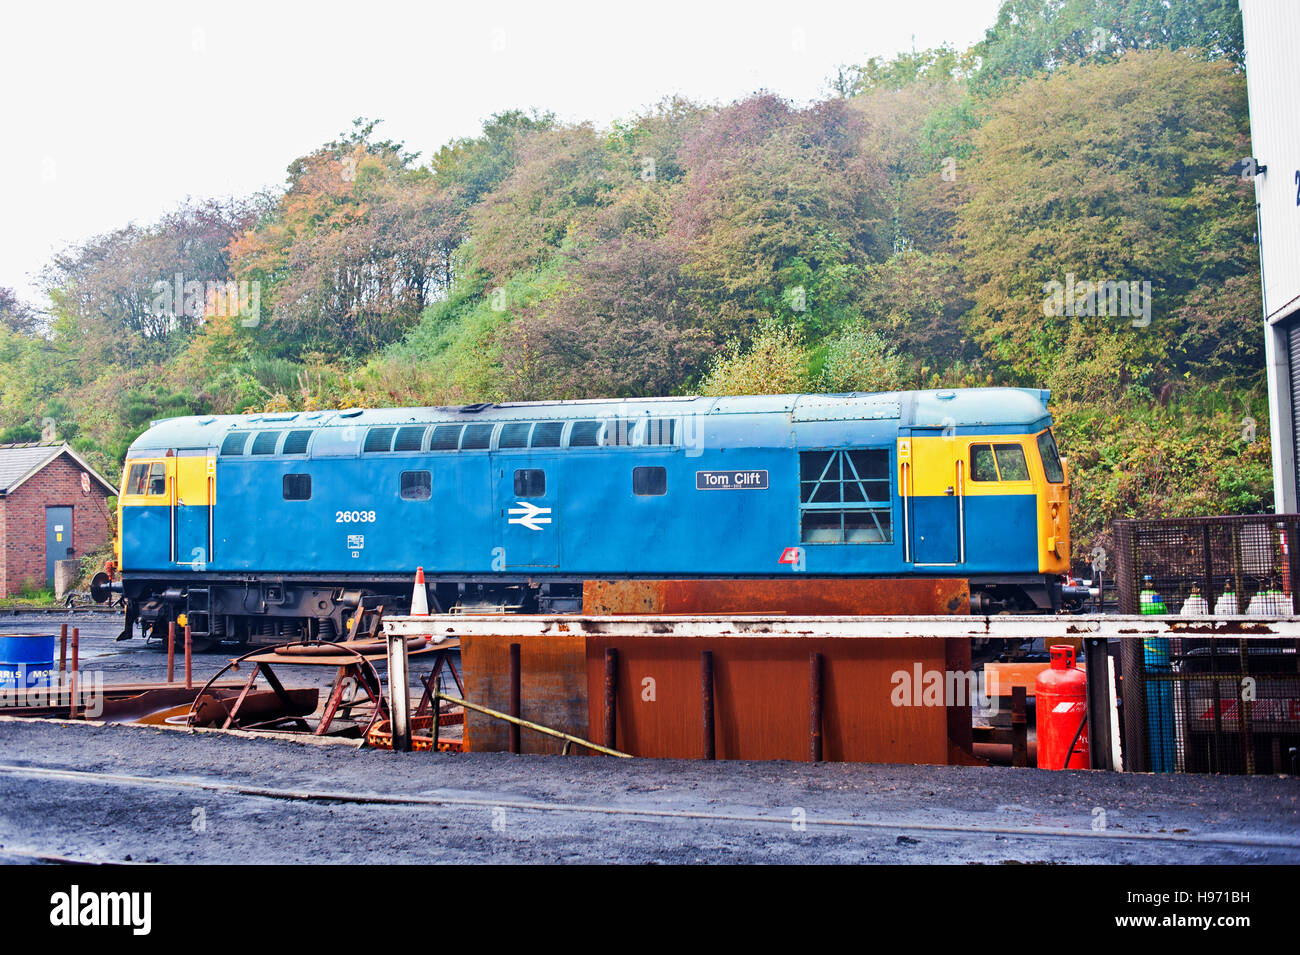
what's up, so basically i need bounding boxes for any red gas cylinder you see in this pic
[1035,645,1090,770]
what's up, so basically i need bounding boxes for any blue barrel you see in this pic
[1143,636,1175,772]
[0,634,55,689]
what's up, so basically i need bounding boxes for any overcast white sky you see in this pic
[0,0,1002,306]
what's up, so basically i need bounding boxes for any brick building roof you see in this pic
[0,443,118,496]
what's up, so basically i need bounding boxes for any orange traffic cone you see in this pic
[411,567,429,616]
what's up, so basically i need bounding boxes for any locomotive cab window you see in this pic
[126,462,164,496]
[514,468,545,497]
[633,466,667,496]
[971,445,998,482]
[970,443,1030,482]
[147,462,166,496]
[1037,430,1065,483]
[400,470,431,501]
[994,445,1030,481]
[282,474,311,500]
[799,449,892,544]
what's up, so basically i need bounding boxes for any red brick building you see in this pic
[0,444,118,595]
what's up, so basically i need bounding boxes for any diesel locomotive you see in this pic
[99,388,1071,647]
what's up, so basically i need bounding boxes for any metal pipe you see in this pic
[386,629,412,752]
[434,692,632,758]
[973,740,1039,765]
[603,648,617,750]
[432,674,441,749]
[169,472,176,563]
[701,650,715,760]
[1083,638,1112,770]
[809,651,823,762]
[69,628,79,719]
[956,458,966,564]
[167,621,176,683]
[184,625,192,690]
[901,462,911,562]
[508,643,521,755]
[58,624,67,675]
[1011,685,1028,768]
[207,474,215,562]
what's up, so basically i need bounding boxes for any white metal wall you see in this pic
[1241,0,1300,512]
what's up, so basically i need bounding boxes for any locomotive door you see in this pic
[907,428,965,566]
[493,461,559,569]
[172,448,215,569]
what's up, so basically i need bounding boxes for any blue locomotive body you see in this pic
[113,388,1071,644]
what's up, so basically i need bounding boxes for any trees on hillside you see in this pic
[975,0,1244,92]
[957,50,1256,402]
[17,9,1275,554]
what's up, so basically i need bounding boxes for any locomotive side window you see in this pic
[993,444,1030,481]
[220,433,249,456]
[644,419,676,446]
[430,425,463,450]
[569,420,601,447]
[971,445,998,481]
[282,474,311,500]
[1037,430,1065,483]
[633,466,667,496]
[251,431,282,455]
[499,422,532,448]
[393,426,426,452]
[462,424,494,450]
[363,427,395,453]
[531,421,564,447]
[514,468,546,497]
[282,430,313,455]
[799,449,892,544]
[400,470,432,501]
[602,418,634,446]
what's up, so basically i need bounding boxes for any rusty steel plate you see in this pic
[582,578,970,616]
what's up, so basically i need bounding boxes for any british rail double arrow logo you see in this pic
[507,500,552,531]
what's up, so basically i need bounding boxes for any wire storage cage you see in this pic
[1112,515,1300,616]
[1119,636,1300,774]
[1111,517,1300,773]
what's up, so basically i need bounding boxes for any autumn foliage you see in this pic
[1,0,1267,565]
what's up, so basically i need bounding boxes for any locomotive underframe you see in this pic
[116,571,1062,648]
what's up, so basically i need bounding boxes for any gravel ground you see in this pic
[0,612,1296,864]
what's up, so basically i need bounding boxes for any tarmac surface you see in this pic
[0,611,1297,864]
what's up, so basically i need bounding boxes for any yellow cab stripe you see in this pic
[898,434,1039,497]
[119,455,216,507]
[897,433,1070,575]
